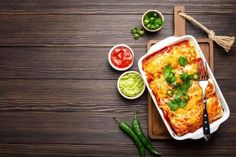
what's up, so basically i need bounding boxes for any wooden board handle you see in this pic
[174,6,186,36]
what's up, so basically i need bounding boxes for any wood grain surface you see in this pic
[0,0,235,157]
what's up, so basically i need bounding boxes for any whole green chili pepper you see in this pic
[113,117,145,157]
[132,111,160,156]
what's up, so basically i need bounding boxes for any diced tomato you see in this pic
[110,46,133,69]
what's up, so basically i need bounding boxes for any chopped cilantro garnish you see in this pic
[164,63,198,111]
[179,99,187,108]
[175,92,183,99]
[167,76,192,111]
[180,81,192,94]
[168,98,187,111]
[163,65,172,78]
[180,72,199,82]
[178,56,188,66]
[180,72,191,82]
[168,81,192,111]
[173,81,191,95]
[168,100,179,111]
[164,65,176,84]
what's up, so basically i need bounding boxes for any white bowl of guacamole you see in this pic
[117,71,145,99]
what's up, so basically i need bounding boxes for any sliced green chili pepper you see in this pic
[133,33,140,40]
[113,117,145,157]
[182,94,190,102]
[138,29,145,36]
[150,17,155,21]
[132,111,160,156]
[131,27,139,34]
[144,19,149,25]
[167,89,174,96]
[147,24,151,29]
[131,27,145,40]
[191,73,199,80]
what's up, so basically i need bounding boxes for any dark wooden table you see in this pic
[0,1,235,156]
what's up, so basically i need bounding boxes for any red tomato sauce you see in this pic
[110,46,133,69]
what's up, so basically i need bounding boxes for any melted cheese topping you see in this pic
[143,40,223,136]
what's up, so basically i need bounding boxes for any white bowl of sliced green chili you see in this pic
[141,10,164,32]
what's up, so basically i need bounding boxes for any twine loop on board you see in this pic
[178,12,235,52]
[208,30,215,40]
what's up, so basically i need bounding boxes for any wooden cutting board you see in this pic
[147,6,214,139]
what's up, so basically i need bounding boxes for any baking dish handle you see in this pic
[147,36,180,55]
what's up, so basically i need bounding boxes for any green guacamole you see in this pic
[119,72,144,98]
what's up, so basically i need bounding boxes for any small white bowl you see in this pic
[117,71,145,99]
[141,10,164,32]
[108,44,134,71]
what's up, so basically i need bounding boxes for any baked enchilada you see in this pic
[142,40,223,136]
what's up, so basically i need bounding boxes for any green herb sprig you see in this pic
[178,56,188,66]
[163,64,176,84]
[163,57,200,111]
[168,81,192,111]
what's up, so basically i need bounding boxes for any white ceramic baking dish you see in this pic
[138,35,230,140]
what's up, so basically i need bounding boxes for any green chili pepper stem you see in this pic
[113,117,145,157]
[132,111,160,156]
[113,117,121,124]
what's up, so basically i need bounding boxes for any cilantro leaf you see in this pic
[173,81,191,96]
[164,65,176,84]
[168,80,192,111]
[163,65,172,78]
[168,98,187,111]
[179,99,187,108]
[181,81,192,93]
[168,100,179,111]
[175,92,183,99]
[180,72,191,82]
[178,56,188,66]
